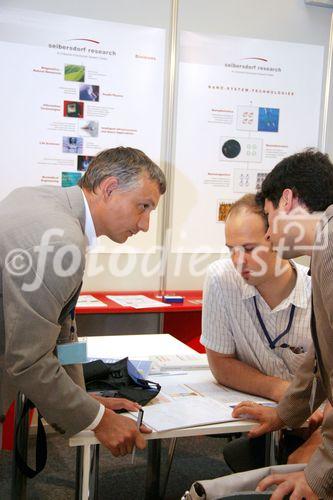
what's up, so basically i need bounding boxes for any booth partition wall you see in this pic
[0,0,332,293]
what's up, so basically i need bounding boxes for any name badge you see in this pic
[57,340,87,365]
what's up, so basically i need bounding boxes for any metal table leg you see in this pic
[160,437,177,500]
[89,444,99,500]
[75,444,93,500]
[264,431,278,467]
[145,440,161,500]
[11,393,29,500]
[75,447,83,500]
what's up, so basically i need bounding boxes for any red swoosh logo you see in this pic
[67,38,100,44]
[240,57,268,62]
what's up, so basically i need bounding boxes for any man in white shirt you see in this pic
[201,194,320,469]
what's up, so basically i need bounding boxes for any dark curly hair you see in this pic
[256,149,333,212]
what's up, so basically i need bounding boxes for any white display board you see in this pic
[0,7,165,253]
[171,31,324,253]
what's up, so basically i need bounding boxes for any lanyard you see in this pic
[253,296,296,350]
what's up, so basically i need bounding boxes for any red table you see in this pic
[76,290,204,352]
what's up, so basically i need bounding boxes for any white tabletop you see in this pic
[86,333,196,359]
[69,334,258,447]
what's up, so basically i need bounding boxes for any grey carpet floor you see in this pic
[0,434,232,499]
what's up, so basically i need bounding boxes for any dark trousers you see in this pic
[223,433,304,473]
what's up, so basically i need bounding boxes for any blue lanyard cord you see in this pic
[253,296,296,350]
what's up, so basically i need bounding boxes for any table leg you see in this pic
[160,437,177,499]
[145,440,161,500]
[11,393,29,500]
[75,444,91,500]
[264,431,278,466]
[75,447,83,500]
[82,445,91,500]
[89,444,99,500]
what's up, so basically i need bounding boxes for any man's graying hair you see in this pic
[78,146,166,194]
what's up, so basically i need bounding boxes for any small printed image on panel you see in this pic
[219,137,263,163]
[79,120,99,137]
[62,171,82,187]
[258,107,279,132]
[64,64,85,82]
[77,155,94,171]
[63,136,83,154]
[64,101,84,118]
[237,106,259,131]
[221,139,241,159]
[217,201,233,222]
[256,172,268,191]
[79,84,99,102]
[233,169,257,193]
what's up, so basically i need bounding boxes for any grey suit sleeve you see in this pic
[277,345,326,427]
[304,408,333,499]
[3,247,100,438]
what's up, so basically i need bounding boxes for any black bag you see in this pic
[83,357,161,407]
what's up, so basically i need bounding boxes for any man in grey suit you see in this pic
[232,150,333,499]
[0,146,166,456]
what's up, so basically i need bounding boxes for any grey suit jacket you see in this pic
[0,185,99,437]
[277,205,333,499]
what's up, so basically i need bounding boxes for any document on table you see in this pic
[186,381,274,406]
[150,353,208,371]
[76,295,107,308]
[131,396,238,432]
[106,294,170,309]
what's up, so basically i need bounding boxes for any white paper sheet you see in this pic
[76,295,107,308]
[133,396,237,432]
[187,381,273,406]
[106,294,170,309]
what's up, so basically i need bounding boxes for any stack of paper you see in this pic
[132,396,236,432]
[151,353,209,371]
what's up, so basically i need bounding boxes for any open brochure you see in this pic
[132,396,237,432]
[130,382,276,432]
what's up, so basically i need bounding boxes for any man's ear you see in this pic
[99,177,119,200]
[280,188,295,213]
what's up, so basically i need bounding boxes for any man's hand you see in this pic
[307,407,323,435]
[94,409,151,456]
[232,401,284,438]
[92,394,141,412]
[256,471,318,499]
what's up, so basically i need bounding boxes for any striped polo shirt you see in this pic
[201,258,312,381]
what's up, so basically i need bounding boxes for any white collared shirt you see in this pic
[81,190,97,250]
[201,258,312,381]
[80,189,105,430]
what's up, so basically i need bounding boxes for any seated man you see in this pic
[201,193,320,470]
